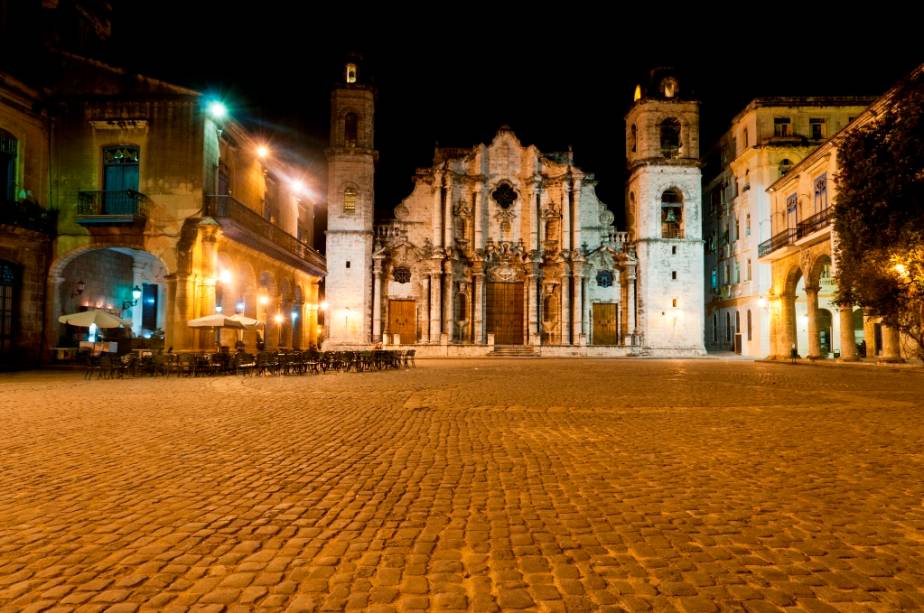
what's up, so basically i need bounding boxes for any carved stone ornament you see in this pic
[490,264,519,282]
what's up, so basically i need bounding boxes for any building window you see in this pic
[661,188,683,238]
[630,124,637,153]
[0,260,18,355]
[743,169,750,191]
[734,260,740,284]
[672,298,678,308]
[746,213,751,236]
[746,258,752,281]
[671,271,677,280]
[596,270,613,288]
[711,268,717,291]
[725,312,731,342]
[809,118,826,140]
[393,266,411,284]
[742,127,749,149]
[345,63,357,84]
[735,216,740,242]
[786,193,798,230]
[813,173,828,213]
[671,245,677,255]
[779,159,793,176]
[660,118,681,158]
[264,175,279,223]
[747,309,752,341]
[661,76,678,98]
[343,186,357,214]
[344,113,358,147]
[713,313,718,343]
[773,117,792,137]
[0,130,17,202]
[735,311,741,333]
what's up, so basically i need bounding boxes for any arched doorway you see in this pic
[51,247,168,352]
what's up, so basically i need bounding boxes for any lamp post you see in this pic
[207,100,228,198]
[274,312,284,349]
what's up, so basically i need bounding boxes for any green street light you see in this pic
[207,100,228,120]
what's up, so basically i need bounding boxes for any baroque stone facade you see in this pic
[325,64,706,356]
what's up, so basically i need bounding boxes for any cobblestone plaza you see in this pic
[1,360,923,612]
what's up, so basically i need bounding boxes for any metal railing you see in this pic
[0,199,57,234]
[206,195,324,270]
[758,208,833,257]
[76,190,147,222]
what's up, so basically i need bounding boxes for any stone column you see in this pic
[433,171,444,248]
[863,308,877,358]
[572,261,584,345]
[527,267,539,345]
[531,186,541,252]
[571,177,582,251]
[780,292,797,357]
[838,305,858,361]
[627,270,637,345]
[473,185,484,251]
[805,285,821,358]
[443,259,454,344]
[372,257,383,342]
[420,276,430,344]
[881,324,902,362]
[430,269,442,343]
[562,190,571,253]
[444,175,454,249]
[561,263,571,344]
[768,295,780,358]
[473,267,484,344]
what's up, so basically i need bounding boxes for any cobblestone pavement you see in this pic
[1,360,923,612]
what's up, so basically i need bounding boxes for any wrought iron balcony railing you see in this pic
[76,190,147,223]
[758,208,833,257]
[206,194,325,276]
[0,199,57,234]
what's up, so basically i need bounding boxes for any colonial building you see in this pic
[0,52,326,367]
[325,64,705,356]
[702,98,870,356]
[0,71,55,368]
[760,66,923,361]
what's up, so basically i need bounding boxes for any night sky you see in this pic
[79,7,924,224]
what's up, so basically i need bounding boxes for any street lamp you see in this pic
[274,312,284,348]
[122,285,142,311]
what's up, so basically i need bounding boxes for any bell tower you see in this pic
[324,56,377,347]
[625,68,705,354]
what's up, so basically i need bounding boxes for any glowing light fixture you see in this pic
[291,310,298,321]
[216,305,223,313]
[218,269,232,284]
[274,313,284,325]
[256,144,270,159]
[893,263,908,277]
[207,100,227,120]
[259,295,270,306]
[320,300,329,311]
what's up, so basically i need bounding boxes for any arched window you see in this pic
[0,129,17,202]
[630,124,637,153]
[660,118,681,157]
[735,311,741,334]
[345,63,357,84]
[344,113,358,147]
[725,312,731,343]
[343,186,357,214]
[742,127,749,149]
[660,188,683,239]
[712,313,718,343]
[779,159,793,177]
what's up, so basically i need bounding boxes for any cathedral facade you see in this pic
[324,64,705,356]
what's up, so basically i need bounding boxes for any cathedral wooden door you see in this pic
[592,303,618,345]
[388,300,416,345]
[486,282,524,345]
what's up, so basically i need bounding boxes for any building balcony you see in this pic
[758,208,833,259]
[0,199,57,234]
[76,190,148,224]
[206,195,325,277]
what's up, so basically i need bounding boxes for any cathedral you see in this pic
[324,63,705,357]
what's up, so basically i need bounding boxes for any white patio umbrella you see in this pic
[58,309,125,328]
[187,313,245,349]
[228,313,262,328]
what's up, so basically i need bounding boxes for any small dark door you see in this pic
[388,300,416,345]
[592,303,618,345]
[486,282,524,345]
[0,261,19,357]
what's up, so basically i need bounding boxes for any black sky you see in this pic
[106,6,919,225]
